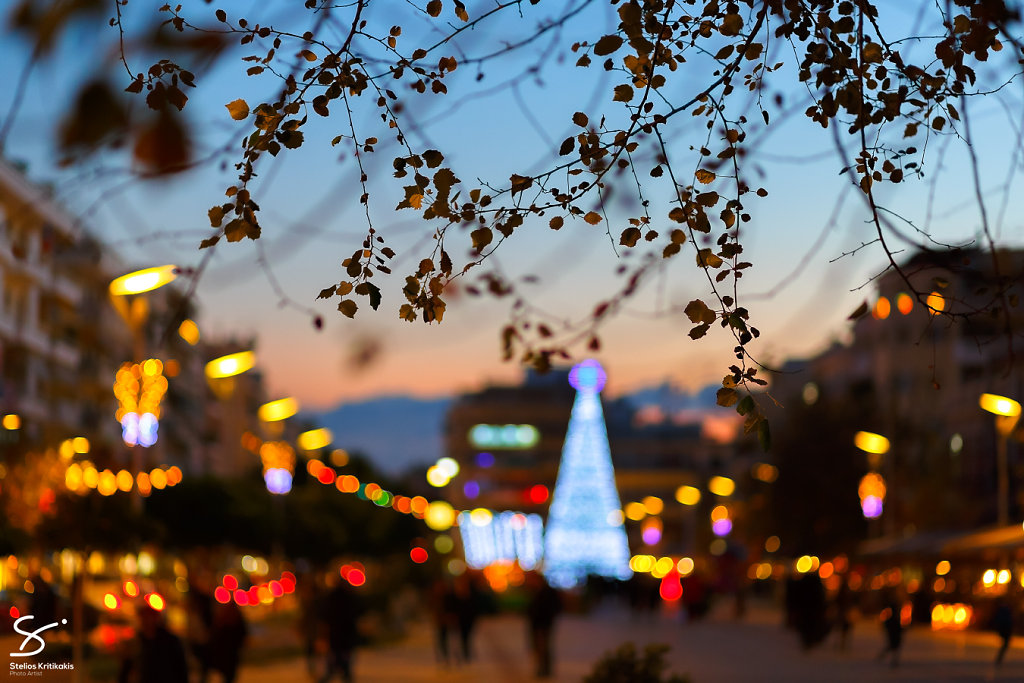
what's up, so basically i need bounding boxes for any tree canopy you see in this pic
[4,0,1023,441]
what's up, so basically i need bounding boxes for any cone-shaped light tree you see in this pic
[543,359,632,588]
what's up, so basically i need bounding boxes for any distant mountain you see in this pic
[314,383,719,476]
[621,382,721,413]
[315,396,452,476]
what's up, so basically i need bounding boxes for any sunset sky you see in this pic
[2,1,1021,410]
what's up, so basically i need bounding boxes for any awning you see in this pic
[940,524,1024,552]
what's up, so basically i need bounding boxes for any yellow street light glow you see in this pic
[65,464,83,491]
[470,508,493,526]
[624,502,647,521]
[935,560,951,576]
[259,397,299,422]
[2,414,20,430]
[205,351,255,379]
[652,557,674,579]
[178,319,200,345]
[997,569,1011,585]
[710,505,729,522]
[642,496,664,516]
[677,557,695,576]
[795,555,813,573]
[926,291,945,315]
[109,265,178,296]
[854,431,890,455]
[424,501,455,531]
[708,476,735,497]
[297,427,332,451]
[72,437,90,454]
[98,470,117,496]
[59,440,76,460]
[630,555,654,573]
[426,466,450,488]
[675,485,701,506]
[979,393,1021,418]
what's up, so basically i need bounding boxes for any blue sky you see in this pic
[1,0,1021,409]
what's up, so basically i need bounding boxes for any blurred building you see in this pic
[770,248,1024,551]
[444,366,754,558]
[0,158,278,484]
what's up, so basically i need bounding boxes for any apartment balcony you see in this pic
[0,316,82,368]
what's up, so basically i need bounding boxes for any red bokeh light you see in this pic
[248,587,260,604]
[123,580,139,597]
[528,484,549,504]
[37,488,55,513]
[234,590,248,606]
[280,576,296,593]
[659,571,683,602]
[269,580,283,597]
[223,575,238,591]
[214,587,230,604]
[317,467,337,485]
[347,569,366,587]
[410,547,428,564]
[9,606,19,619]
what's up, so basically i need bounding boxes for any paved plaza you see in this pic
[239,602,1024,683]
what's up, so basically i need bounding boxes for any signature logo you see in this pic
[9,615,68,657]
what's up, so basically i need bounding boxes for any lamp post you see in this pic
[855,431,890,529]
[108,265,178,496]
[979,393,1022,527]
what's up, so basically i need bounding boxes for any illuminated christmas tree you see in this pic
[543,359,632,588]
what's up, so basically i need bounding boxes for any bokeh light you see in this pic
[675,485,700,505]
[708,476,735,497]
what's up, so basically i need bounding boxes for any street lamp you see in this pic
[205,351,256,379]
[108,265,179,492]
[258,397,299,422]
[979,393,1022,527]
[855,431,890,525]
[109,265,178,297]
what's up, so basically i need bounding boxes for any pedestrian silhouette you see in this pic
[787,571,828,649]
[876,591,903,668]
[429,578,458,665]
[28,573,57,626]
[993,596,1015,667]
[208,599,247,683]
[451,573,480,662]
[118,604,189,683]
[319,577,365,682]
[526,573,562,678]
[833,578,855,651]
[298,572,325,676]
[185,586,214,682]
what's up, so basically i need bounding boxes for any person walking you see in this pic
[208,599,247,683]
[526,574,562,678]
[451,574,480,663]
[118,604,189,683]
[877,592,904,668]
[319,577,365,682]
[833,578,855,651]
[429,578,458,665]
[993,596,1015,667]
